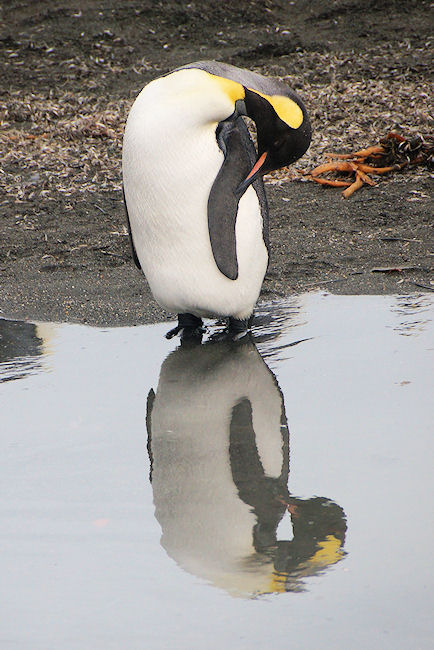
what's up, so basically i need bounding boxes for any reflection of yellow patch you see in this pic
[308,535,344,568]
[268,571,287,594]
[260,535,344,595]
[210,73,303,129]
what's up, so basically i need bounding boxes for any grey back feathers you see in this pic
[178,60,299,104]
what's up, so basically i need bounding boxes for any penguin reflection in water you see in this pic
[147,340,347,596]
[122,61,311,339]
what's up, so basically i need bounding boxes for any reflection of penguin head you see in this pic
[270,497,347,593]
[147,339,347,597]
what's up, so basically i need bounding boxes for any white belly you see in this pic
[122,82,268,320]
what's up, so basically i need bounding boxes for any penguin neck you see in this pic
[150,68,237,126]
[125,81,226,214]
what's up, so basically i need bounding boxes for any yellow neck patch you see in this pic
[212,74,245,104]
[210,72,303,130]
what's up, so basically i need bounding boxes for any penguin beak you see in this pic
[235,151,268,196]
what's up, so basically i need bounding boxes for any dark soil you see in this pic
[1,0,433,326]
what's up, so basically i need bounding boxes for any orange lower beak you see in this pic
[235,151,268,196]
[245,151,268,182]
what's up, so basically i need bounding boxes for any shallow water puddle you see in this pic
[1,293,433,649]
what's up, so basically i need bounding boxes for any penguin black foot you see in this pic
[228,315,253,338]
[165,313,205,342]
[210,315,253,342]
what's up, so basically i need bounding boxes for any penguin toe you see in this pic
[209,321,252,343]
[228,315,253,334]
[165,325,183,339]
[230,329,250,341]
[166,313,205,340]
[180,326,205,345]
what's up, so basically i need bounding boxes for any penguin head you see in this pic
[177,61,311,194]
[170,62,311,194]
[235,85,311,194]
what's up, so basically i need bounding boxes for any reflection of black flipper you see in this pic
[229,398,289,551]
[123,184,141,270]
[146,388,155,482]
[230,399,267,488]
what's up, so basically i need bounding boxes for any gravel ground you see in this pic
[0,0,432,326]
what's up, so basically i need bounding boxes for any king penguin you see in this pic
[122,61,311,338]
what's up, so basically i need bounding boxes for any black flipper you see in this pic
[122,184,141,270]
[208,119,269,281]
[208,122,249,280]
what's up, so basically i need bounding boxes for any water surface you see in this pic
[1,293,433,649]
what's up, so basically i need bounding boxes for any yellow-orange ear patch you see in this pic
[208,71,304,129]
[254,92,304,129]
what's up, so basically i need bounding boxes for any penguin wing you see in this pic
[122,185,142,270]
[208,119,269,280]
